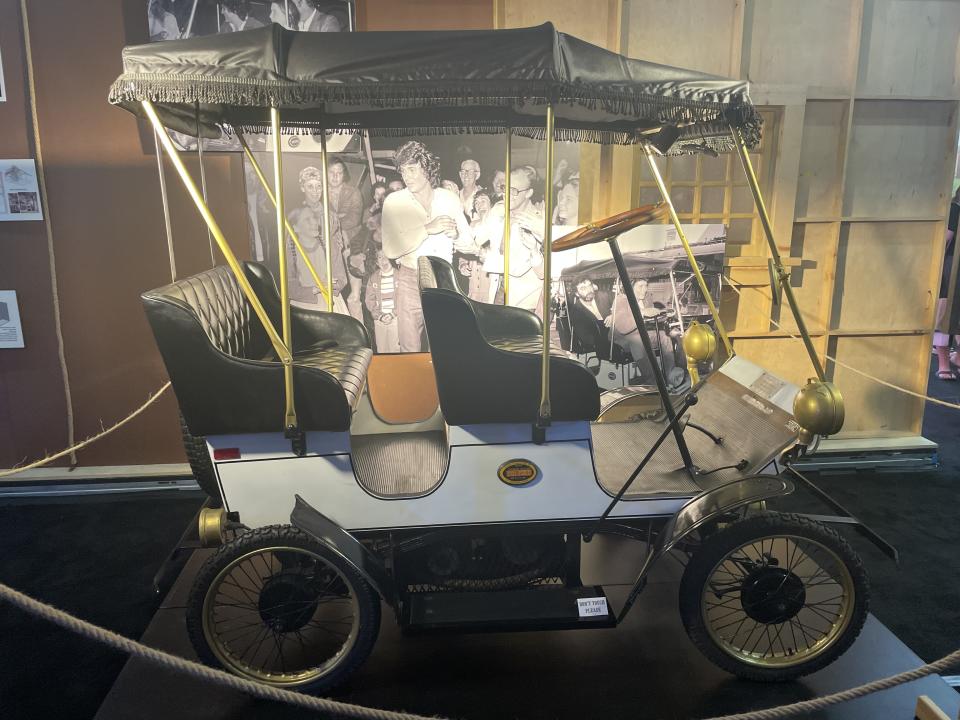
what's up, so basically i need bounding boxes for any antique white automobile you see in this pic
[110,22,872,693]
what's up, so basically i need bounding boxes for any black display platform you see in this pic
[96,535,959,720]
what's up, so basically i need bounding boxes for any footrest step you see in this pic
[402,585,616,634]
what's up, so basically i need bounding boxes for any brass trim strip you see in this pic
[538,104,555,426]
[236,133,330,305]
[152,130,177,282]
[503,128,512,304]
[731,126,825,381]
[642,144,734,357]
[271,108,298,430]
[142,101,291,365]
[320,127,334,311]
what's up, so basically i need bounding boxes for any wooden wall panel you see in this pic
[624,0,740,76]
[777,222,838,334]
[501,0,619,48]
[733,336,827,389]
[795,101,847,219]
[844,100,956,219]
[831,222,939,332]
[829,335,928,435]
[359,0,492,30]
[857,0,960,98]
[745,0,859,95]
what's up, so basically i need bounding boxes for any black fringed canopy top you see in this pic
[109,23,760,154]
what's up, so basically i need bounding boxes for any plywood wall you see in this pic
[617,0,960,439]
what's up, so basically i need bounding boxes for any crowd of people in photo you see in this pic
[249,134,681,387]
[271,140,582,354]
[148,0,344,41]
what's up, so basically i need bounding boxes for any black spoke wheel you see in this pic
[679,512,868,682]
[186,525,381,693]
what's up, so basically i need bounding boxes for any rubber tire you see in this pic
[186,525,382,694]
[179,413,221,506]
[679,511,869,682]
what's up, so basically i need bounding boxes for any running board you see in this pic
[401,586,616,634]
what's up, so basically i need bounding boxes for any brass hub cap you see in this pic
[202,546,360,686]
[702,535,854,668]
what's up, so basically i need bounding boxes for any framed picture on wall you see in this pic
[0,160,43,222]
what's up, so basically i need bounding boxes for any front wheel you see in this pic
[186,525,381,694]
[679,512,868,682]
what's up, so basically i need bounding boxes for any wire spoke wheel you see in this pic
[187,525,380,693]
[679,512,868,682]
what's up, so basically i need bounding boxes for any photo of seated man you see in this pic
[608,279,682,386]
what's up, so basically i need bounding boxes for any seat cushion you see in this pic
[293,345,372,413]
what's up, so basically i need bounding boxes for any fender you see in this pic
[290,494,397,608]
[617,474,794,621]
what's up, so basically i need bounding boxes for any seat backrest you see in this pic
[568,301,603,356]
[418,256,600,425]
[427,256,463,294]
[145,266,271,361]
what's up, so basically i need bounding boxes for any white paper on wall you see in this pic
[0,160,43,221]
[0,291,25,349]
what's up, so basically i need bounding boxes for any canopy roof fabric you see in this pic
[109,23,760,153]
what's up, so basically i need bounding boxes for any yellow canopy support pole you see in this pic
[503,128,512,305]
[731,126,826,382]
[642,144,734,358]
[237,132,330,306]
[320,128,334,311]
[270,107,298,431]
[142,101,291,365]
[537,104,555,429]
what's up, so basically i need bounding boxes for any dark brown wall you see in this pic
[0,0,493,470]
[1,0,250,468]
[0,0,70,469]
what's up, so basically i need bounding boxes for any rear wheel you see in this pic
[679,512,868,682]
[186,525,381,693]
[179,413,220,506]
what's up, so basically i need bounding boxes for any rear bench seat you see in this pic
[142,263,372,436]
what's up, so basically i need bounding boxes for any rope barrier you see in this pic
[0,383,171,478]
[0,577,957,720]
[723,277,960,411]
[0,580,436,720]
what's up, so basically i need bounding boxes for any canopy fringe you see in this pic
[109,74,762,150]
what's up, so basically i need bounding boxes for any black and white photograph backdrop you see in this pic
[555,224,725,391]
[243,132,581,356]
[146,0,354,151]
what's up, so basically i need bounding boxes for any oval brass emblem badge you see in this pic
[497,459,539,486]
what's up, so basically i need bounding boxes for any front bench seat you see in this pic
[418,256,600,425]
[142,264,372,437]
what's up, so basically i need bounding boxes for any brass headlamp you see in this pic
[793,379,845,445]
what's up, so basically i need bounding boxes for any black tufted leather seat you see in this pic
[142,264,372,436]
[418,256,600,425]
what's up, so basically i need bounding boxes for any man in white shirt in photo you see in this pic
[381,140,475,352]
